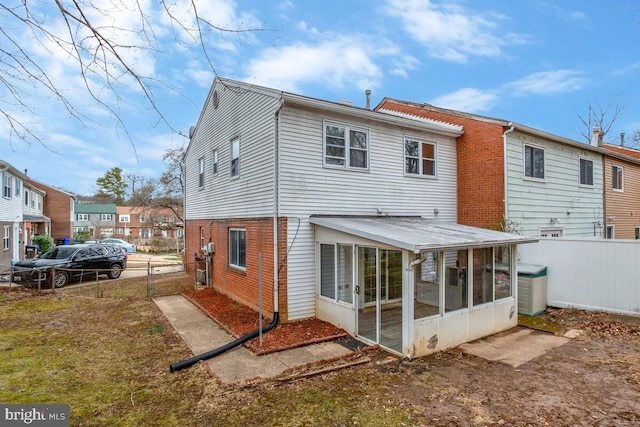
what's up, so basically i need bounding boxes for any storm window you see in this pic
[405,138,436,177]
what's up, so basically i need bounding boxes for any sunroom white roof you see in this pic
[309,216,538,252]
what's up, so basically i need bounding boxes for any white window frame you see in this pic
[2,172,12,199]
[404,136,437,177]
[606,225,615,239]
[119,215,130,223]
[323,121,370,171]
[3,225,9,250]
[198,157,205,188]
[15,177,20,197]
[579,157,593,186]
[230,138,240,178]
[229,228,246,269]
[100,214,113,221]
[212,149,219,175]
[524,144,545,180]
[24,190,28,206]
[612,165,624,192]
[77,214,88,221]
[319,243,354,305]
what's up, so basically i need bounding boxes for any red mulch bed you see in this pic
[184,288,347,355]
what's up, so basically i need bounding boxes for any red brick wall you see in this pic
[379,101,506,229]
[26,181,75,241]
[185,217,289,322]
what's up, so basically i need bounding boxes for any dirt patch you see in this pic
[185,288,347,354]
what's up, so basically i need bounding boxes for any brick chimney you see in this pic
[591,127,603,147]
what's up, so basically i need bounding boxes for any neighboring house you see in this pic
[375,100,622,239]
[73,203,117,240]
[597,137,640,239]
[184,77,536,358]
[115,206,184,240]
[0,160,25,266]
[23,176,76,243]
[22,180,49,248]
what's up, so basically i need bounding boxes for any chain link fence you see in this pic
[0,256,193,300]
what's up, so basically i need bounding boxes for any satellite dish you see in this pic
[188,126,195,139]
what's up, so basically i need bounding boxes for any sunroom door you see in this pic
[356,247,403,353]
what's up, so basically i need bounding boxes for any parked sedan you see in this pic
[100,238,136,253]
[13,243,127,288]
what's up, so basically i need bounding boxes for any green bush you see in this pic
[31,235,54,253]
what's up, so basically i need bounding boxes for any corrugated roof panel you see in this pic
[309,216,537,252]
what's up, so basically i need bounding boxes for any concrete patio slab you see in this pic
[459,326,571,368]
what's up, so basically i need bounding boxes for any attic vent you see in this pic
[212,90,219,109]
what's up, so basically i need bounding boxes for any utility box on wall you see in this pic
[518,264,548,316]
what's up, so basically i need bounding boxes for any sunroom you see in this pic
[310,216,538,359]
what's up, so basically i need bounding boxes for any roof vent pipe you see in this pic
[620,132,625,146]
[365,89,371,110]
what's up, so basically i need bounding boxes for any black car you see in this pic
[13,243,127,288]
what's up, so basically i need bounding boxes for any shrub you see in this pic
[31,235,54,253]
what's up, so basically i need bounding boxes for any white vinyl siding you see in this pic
[279,107,457,320]
[506,131,603,238]
[184,82,279,220]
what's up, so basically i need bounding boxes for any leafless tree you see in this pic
[1,1,272,154]
[129,145,185,221]
[576,100,625,145]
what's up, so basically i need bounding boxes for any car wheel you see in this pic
[53,271,69,288]
[107,264,122,279]
[22,276,37,289]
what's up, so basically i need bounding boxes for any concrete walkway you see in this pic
[154,295,353,384]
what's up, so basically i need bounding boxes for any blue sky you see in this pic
[2,0,639,195]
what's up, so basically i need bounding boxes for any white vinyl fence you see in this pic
[518,238,640,316]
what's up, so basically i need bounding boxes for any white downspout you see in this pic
[273,99,284,314]
[502,123,515,223]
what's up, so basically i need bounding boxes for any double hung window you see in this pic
[579,158,593,186]
[230,138,240,177]
[198,157,205,188]
[229,228,246,269]
[612,165,623,191]
[524,145,545,179]
[2,172,11,199]
[212,149,219,175]
[405,138,436,177]
[324,122,369,170]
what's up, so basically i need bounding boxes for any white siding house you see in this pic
[505,125,604,238]
[184,78,537,358]
[0,160,25,266]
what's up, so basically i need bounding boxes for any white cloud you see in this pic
[383,0,523,63]
[430,88,499,112]
[243,36,387,93]
[504,70,586,95]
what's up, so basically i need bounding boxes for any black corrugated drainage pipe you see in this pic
[169,312,279,373]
